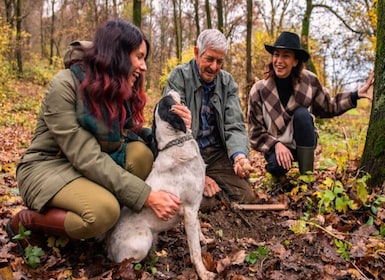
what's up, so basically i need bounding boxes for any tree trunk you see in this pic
[40,2,45,58]
[244,0,252,117]
[216,0,223,33]
[172,0,182,62]
[112,0,118,18]
[205,0,211,29]
[360,0,385,188]
[146,0,153,90]
[301,0,317,74]
[49,0,55,66]
[133,0,141,28]
[87,0,98,30]
[4,0,13,26]
[15,0,23,75]
[194,0,200,36]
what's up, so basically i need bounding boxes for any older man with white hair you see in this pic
[163,29,257,210]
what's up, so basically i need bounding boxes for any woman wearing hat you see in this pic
[247,31,374,184]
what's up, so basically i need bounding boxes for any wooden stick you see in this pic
[232,203,288,211]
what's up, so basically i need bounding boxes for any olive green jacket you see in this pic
[163,59,248,160]
[17,69,151,212]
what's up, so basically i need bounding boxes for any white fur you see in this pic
[105,92,216,280]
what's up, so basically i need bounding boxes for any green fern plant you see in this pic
[334,239,351,261]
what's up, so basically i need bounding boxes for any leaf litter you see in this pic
[0,84,384,280]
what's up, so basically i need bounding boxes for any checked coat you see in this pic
[248,69,357,155]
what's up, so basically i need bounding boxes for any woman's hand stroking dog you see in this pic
[144,191,180,221]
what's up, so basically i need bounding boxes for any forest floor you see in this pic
[1,81,385,280]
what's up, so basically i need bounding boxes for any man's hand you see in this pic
[170,104,192,129]
[203,176,221,197]
[233,154,252,178]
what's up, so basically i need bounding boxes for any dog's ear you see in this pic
[157,95,187,133]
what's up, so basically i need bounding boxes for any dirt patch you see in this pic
[1,146,385,280]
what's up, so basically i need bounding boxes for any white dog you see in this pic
[106,91,216,280]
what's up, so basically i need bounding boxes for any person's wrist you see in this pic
[144,192,154,207]
[234,154,247,164]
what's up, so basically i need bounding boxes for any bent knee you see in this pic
[66,200,120,239]
[93,201,120,230]
[125,141,154,179]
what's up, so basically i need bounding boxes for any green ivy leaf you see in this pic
[150,267,157,274]
[335,197,347,213]
[290,220,309,234]
[322,177,334,188]
[371,205,378,214]
[322,190,335,207]
[245,252,257,264]
[12,222,31,240]
[257,245,269,257]
[333,185,344,195]
[357,183,368,205]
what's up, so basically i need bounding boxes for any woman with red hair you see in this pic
[7,19,189,249]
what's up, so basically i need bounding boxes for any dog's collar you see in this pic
[158,134,194,151]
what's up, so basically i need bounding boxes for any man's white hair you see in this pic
[196,29,228,56]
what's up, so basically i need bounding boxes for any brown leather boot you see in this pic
[6,210,43,253]
[17,208,68,237]
[6,208,69,253]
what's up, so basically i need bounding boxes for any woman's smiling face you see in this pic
[272,48,298,79]
[129,40,147,87]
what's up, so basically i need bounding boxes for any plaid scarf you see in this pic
[71,65,138,167]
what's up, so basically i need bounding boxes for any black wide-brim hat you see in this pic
[264,31,310,62]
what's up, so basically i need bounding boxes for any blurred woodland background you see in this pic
[0,0,384,184]
[0,0,377,100]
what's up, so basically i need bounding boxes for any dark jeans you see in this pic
[265,107,317,177]
[200,146,256,203]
